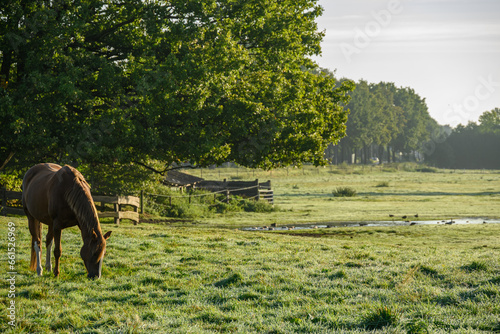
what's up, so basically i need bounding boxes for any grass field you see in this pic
[175,164,500,227]
[1,165,499,333]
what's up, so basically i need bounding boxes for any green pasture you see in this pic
[1,165,499,333]
[1,216,499,333]
[173,164,500,227]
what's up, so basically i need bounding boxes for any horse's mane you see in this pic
[63,167,101,237]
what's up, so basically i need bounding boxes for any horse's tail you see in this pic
[28,218,42,271]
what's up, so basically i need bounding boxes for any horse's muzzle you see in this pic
[88,258,103,279]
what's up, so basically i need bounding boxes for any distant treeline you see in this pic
[425,109,500,169]
[325,74,500,169]
[326,78,439,164]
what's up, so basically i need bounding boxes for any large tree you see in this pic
[478,108,500,134]
[0,0,354,172]
[335,80,436,164]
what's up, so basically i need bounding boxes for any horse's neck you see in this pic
[65,182,101,238]
[79,220,103,245]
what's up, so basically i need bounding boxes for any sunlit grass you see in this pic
[1,216,499,333]
[1,165,499,333]
[173,164,500,226]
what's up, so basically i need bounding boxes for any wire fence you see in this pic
[143,183,273,210]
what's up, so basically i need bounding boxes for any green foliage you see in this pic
[161,201,210,219]
[336,80,438,164]
[145,187,277,218]
[426,113,500,169]
[241,199,278,213]
[0,168,23,190]
[415,166,438,173]
[478,108,500,134]
[0,0,353,171]
[78,162,164,196]
[332,186,357,197]
[211,199,243,214]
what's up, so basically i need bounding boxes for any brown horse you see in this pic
[22,163,112,278]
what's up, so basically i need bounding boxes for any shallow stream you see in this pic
[242,218,500,231]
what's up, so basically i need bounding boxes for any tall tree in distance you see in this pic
[478,108,500,134]
[335,79,436,164]
[390,86,436,160]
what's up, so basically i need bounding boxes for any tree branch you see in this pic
[85,17,138,43]
[133,161,198,175]
[0,152,15,171]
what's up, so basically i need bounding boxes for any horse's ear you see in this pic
[103,231,112,240]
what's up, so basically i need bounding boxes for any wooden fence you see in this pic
[0,188,24,216]
[189,179,273,204]
[1,188,140,225]
[92,195,140,225]
[2,178,273,221]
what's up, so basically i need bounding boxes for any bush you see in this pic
[416,166,438,173]
[241,199,277,213]
[0,168,24,191]
[332,187,357,197]
[211,200,243,214]
[147,190,277,218]
[376,181,390,187]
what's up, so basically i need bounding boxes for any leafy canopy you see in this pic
[0,0,354,171]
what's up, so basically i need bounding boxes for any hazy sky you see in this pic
[311,0,500,126]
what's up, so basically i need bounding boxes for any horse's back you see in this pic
[22,163,62,223]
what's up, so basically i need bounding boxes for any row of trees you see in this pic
[2,0,498,193]
[425,108,500,169]
[1,0,353,178]
[325,78,439,164]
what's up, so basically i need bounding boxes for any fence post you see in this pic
[113,203,120,225]
[140,190,144,214]
[1,188,6,216]
[255,179,260,201]
[226,189,230,204]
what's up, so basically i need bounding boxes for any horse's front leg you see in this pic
[45,225,54,272]
[53,225,62,277]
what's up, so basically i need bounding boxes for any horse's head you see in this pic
[81,230,112,279]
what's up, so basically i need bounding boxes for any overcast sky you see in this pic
[311,0,500,126]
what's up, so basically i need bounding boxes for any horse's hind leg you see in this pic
[45,225,54,272]
[53,221,62,277]
[28,215,43,276]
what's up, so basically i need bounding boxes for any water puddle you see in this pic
[242,218,500,231]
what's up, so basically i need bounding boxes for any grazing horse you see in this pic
[22,163,112,278]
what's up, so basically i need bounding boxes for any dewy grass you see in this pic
[1,216,499,333]
[176,165,500,226]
